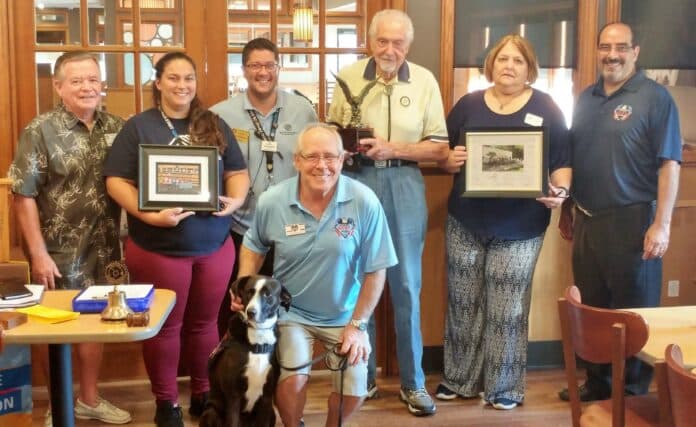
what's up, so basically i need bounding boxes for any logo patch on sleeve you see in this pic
[334,217,356,238]
[613,104,632,121]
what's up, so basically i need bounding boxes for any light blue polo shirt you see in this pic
[211,90,318,234]
[244,174,398,327]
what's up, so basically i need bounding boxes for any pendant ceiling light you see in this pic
[293,1,313,42]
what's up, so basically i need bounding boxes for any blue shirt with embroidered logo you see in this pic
[570,71,682,211]
[243,174,398,327]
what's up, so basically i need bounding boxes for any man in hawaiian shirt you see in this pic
[8,51,131,425]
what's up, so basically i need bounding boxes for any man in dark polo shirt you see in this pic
[559,22,682,402]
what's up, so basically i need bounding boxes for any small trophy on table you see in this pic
[331,73,379,171]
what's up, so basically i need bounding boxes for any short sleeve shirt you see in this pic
[244,175,398,327]
[8,104,124,289]
[571,72,682,211]
[446,89,571,240]
[210,90,318,234]
[327,57,448,144]
[103,108,247,256]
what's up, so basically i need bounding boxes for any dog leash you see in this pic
[280,343,348,427]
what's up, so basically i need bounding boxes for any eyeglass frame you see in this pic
[244,62,281,72]
[297,152,343,165]
[597,43,635,54]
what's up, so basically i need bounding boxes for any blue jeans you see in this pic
[345,165,427,390]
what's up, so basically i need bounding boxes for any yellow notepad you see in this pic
[16,305,80,324]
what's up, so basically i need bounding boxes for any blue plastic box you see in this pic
[72,285,154,313]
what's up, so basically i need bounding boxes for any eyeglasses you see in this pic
[598,44,634,54]
[298,152,341,164]
[245,62,280,72]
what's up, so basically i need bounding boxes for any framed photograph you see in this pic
[138,145,219,211]
[459,127,548,198]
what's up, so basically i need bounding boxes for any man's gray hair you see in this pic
[53,51,100,81]
[295,123,344,155]
[368,9,414,46]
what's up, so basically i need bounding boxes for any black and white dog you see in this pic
[200,275,291,427]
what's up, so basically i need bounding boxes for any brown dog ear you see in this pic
[230,275,250,298]
[280,285,292,312]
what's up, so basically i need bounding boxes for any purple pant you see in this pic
[125,237,234,402]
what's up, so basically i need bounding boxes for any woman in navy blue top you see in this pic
[104,52,249,426]
[435,35,571,410]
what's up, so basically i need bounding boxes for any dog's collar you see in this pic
[250,343,275,354]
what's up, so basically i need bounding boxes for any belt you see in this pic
[575,200,656,218]
[359,158,417,168]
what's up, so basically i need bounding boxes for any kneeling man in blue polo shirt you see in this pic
[234,122,398,427]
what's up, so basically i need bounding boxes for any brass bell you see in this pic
[101,286,133,321]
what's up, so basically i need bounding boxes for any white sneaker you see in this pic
[44,409,52,427]
[74,397,132,424]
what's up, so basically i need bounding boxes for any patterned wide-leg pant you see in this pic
[441,215,544,403]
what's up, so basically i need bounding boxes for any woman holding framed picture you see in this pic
[436,34,571,410]
[104,52,249,427]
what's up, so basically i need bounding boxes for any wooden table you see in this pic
[630,305,696,368]
[3,289,176,427]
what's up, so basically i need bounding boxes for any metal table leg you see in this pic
[48,343,74,427]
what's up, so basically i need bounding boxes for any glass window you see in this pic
[35,1,80,45]
[34,52,136,120]
[454,0,577,68]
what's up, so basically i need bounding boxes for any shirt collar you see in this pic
[592,70,646,97]
[289,174,353,209]
[58,103,104,130]
[363,57,410,83]
[243,89,284,116]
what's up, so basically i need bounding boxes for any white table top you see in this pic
[3,289,176,345]
[630,305,696,368]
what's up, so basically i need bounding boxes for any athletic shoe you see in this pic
[74,397,132,424]
[492,397,518,410]
[435,384,458,400]
[44,409,52,427]
[399,388,436,416]
[366,381,379,400]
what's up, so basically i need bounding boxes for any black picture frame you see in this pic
[458,127,549,198]
[138,144,219,211]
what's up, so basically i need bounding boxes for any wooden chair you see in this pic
[664,344,696,426]
[557,286,660,427]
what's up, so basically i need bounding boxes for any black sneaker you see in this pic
[189,392,209,417]
[435,384,457,400]
[558,384,610,402]
[366,381,379,400]
[154,401,183,427]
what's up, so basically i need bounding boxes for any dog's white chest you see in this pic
[243,353,272,412]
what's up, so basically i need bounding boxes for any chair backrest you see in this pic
[558,286,650,427]
[665,344,696,426]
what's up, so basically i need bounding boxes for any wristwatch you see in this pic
[349,318,368,331]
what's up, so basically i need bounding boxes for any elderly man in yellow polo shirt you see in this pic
[327,8,448,417]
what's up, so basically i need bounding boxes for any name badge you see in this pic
[261,140,278,152]
[524,113,543,127]
[285,224,306,236]
[104,133,117,147]
[233,128,250,144]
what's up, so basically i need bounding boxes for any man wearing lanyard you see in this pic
[211,38,317,336]
[327,9,448,416]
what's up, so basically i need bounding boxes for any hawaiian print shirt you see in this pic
[8,104,124,289]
